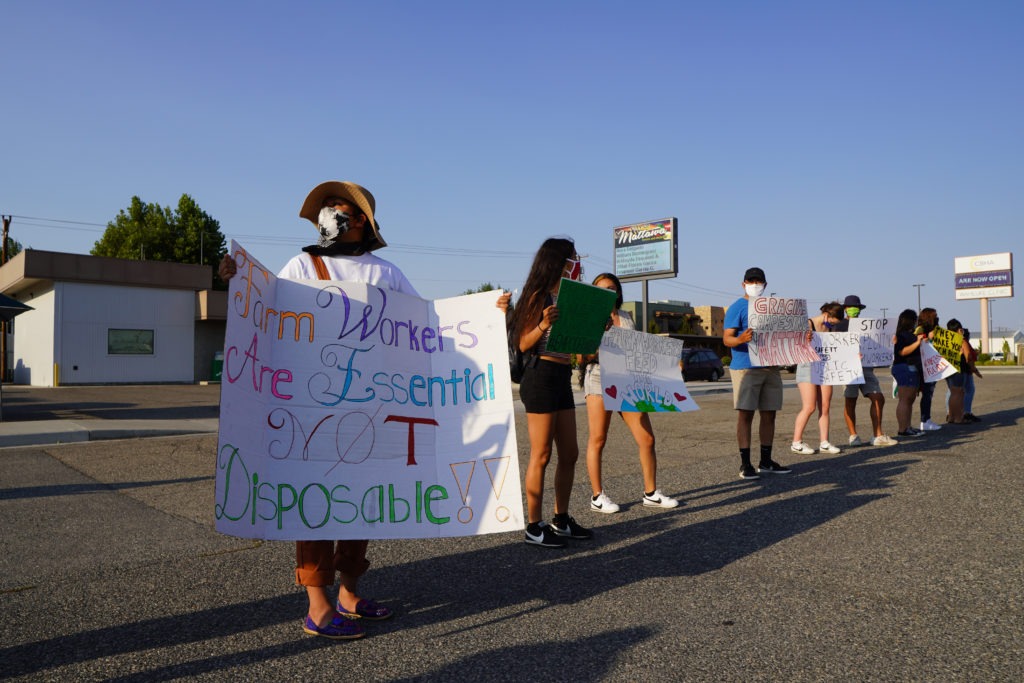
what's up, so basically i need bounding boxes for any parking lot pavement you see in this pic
[1,372,1022,680]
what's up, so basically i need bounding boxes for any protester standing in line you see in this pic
[219,180,508,640]
[511,237,593,548]
[892,308,927,438]
[837,295,898,447]
[790,302,845,456]
[916,307,943,431]
[723,267,792,480]
[961,328,983,422]
[578,272,679,513]
[943,318,970,424]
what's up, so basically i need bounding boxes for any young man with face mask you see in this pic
[837,295,897,447]
[722,267,791,480]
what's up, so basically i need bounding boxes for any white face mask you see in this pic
[744,283,766,297]
[317,207,352,243]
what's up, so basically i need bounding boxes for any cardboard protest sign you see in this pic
[746,297,821,366]
[848,318,895,367]
[599,327,698,412]
[809,332,865,385]
[545,278,617,354]
[215,243,523,541]
[921,341,958,382]
[929,327,963,372]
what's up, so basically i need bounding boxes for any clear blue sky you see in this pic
[3,1,1021,335]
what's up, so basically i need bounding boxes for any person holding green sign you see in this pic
[577,272,679,514]
[510,237,592,548]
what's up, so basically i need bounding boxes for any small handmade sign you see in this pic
[598,327,698,412]
[746,296,821,366]
[921,340,958,382]
[848,317,895,367]
[809,332,865,385]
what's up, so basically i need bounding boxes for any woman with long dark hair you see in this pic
[510,237,591,548]
[916,308,943,431]
[892,308,927,437]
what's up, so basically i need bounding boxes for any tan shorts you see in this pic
[730,367,783,412]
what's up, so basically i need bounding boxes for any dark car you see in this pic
[681,347,725,382]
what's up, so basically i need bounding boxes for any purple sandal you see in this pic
[337,598,393,621]
[302,614,366,640]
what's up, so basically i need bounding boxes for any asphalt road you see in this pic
[1,370,1022,681]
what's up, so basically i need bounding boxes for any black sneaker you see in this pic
[525,522,567,548]
[739,464,760,480]
[550,515,593,539]
[897,427,926,437]
[758,460,792,474]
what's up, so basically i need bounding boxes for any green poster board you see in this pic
[545,278,618,354]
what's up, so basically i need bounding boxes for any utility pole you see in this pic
[912,283,925,311]
[1,215,10,384]
[880,307,888,319]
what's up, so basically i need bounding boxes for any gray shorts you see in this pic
[844,366,882,398]
[795,363,812,383]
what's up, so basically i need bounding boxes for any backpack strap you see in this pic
[309,253,331,280]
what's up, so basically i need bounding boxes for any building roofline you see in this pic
[0,249,212,298]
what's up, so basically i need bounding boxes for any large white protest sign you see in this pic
[847,318,895,367]
[599,327,698,412]
[810,332,864,385]
[746,297,820,366]
[215,243,523,541]
[921,340,958,382]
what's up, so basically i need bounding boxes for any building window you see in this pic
[108,329,155,355]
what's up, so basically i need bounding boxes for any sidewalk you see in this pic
[0,378,742,449]
[0,383,222,448]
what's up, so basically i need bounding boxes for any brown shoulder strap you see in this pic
[309,253,330,280]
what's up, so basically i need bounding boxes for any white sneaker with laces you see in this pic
[848,435,864,446]
[819,441,841,454]
[642,489,679,508]
[790,441,814,455]
[920,420,942,431]
[872,434,898,446]
[590,491,620,514]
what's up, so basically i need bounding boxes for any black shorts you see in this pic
[519,359,575,413]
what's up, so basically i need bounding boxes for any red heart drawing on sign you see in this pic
[674,393,687,402]
[605,386,618,399]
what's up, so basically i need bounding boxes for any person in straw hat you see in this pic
[220,180,508,640]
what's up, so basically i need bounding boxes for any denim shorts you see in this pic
[891,363,921,388]
[946,372,965,389]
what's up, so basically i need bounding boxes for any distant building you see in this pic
[0,249,227,386]
[968,328,1023,360]
[692,305,726,337]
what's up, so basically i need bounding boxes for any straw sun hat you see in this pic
[299,180,387,252]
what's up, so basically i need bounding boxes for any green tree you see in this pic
[3,237,23,260]
[461,282,503,295]
[92,194,228,287]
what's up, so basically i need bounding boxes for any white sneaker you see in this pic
[590,491,620,514]
[920,420,942,431]
[642,489,679,508]
[848,435,864,446]
[872,434,898,446]
[819,441,841,454]
[790,441,814,455]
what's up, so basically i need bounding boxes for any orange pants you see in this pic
[295,540,370,587]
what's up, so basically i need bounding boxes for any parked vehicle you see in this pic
[990,352,1005,362]
[681,347,725,382]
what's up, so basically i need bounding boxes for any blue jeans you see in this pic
[964,372,976,413]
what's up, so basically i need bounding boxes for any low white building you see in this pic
[968,328,1023,359]
[0,250,226,386]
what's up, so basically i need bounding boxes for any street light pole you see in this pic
[912,283,925,311]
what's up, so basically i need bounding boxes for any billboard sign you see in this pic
[613,217,678,282]
[953,252,1013,300]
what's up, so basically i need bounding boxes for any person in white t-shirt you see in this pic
[219,180,508,641]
